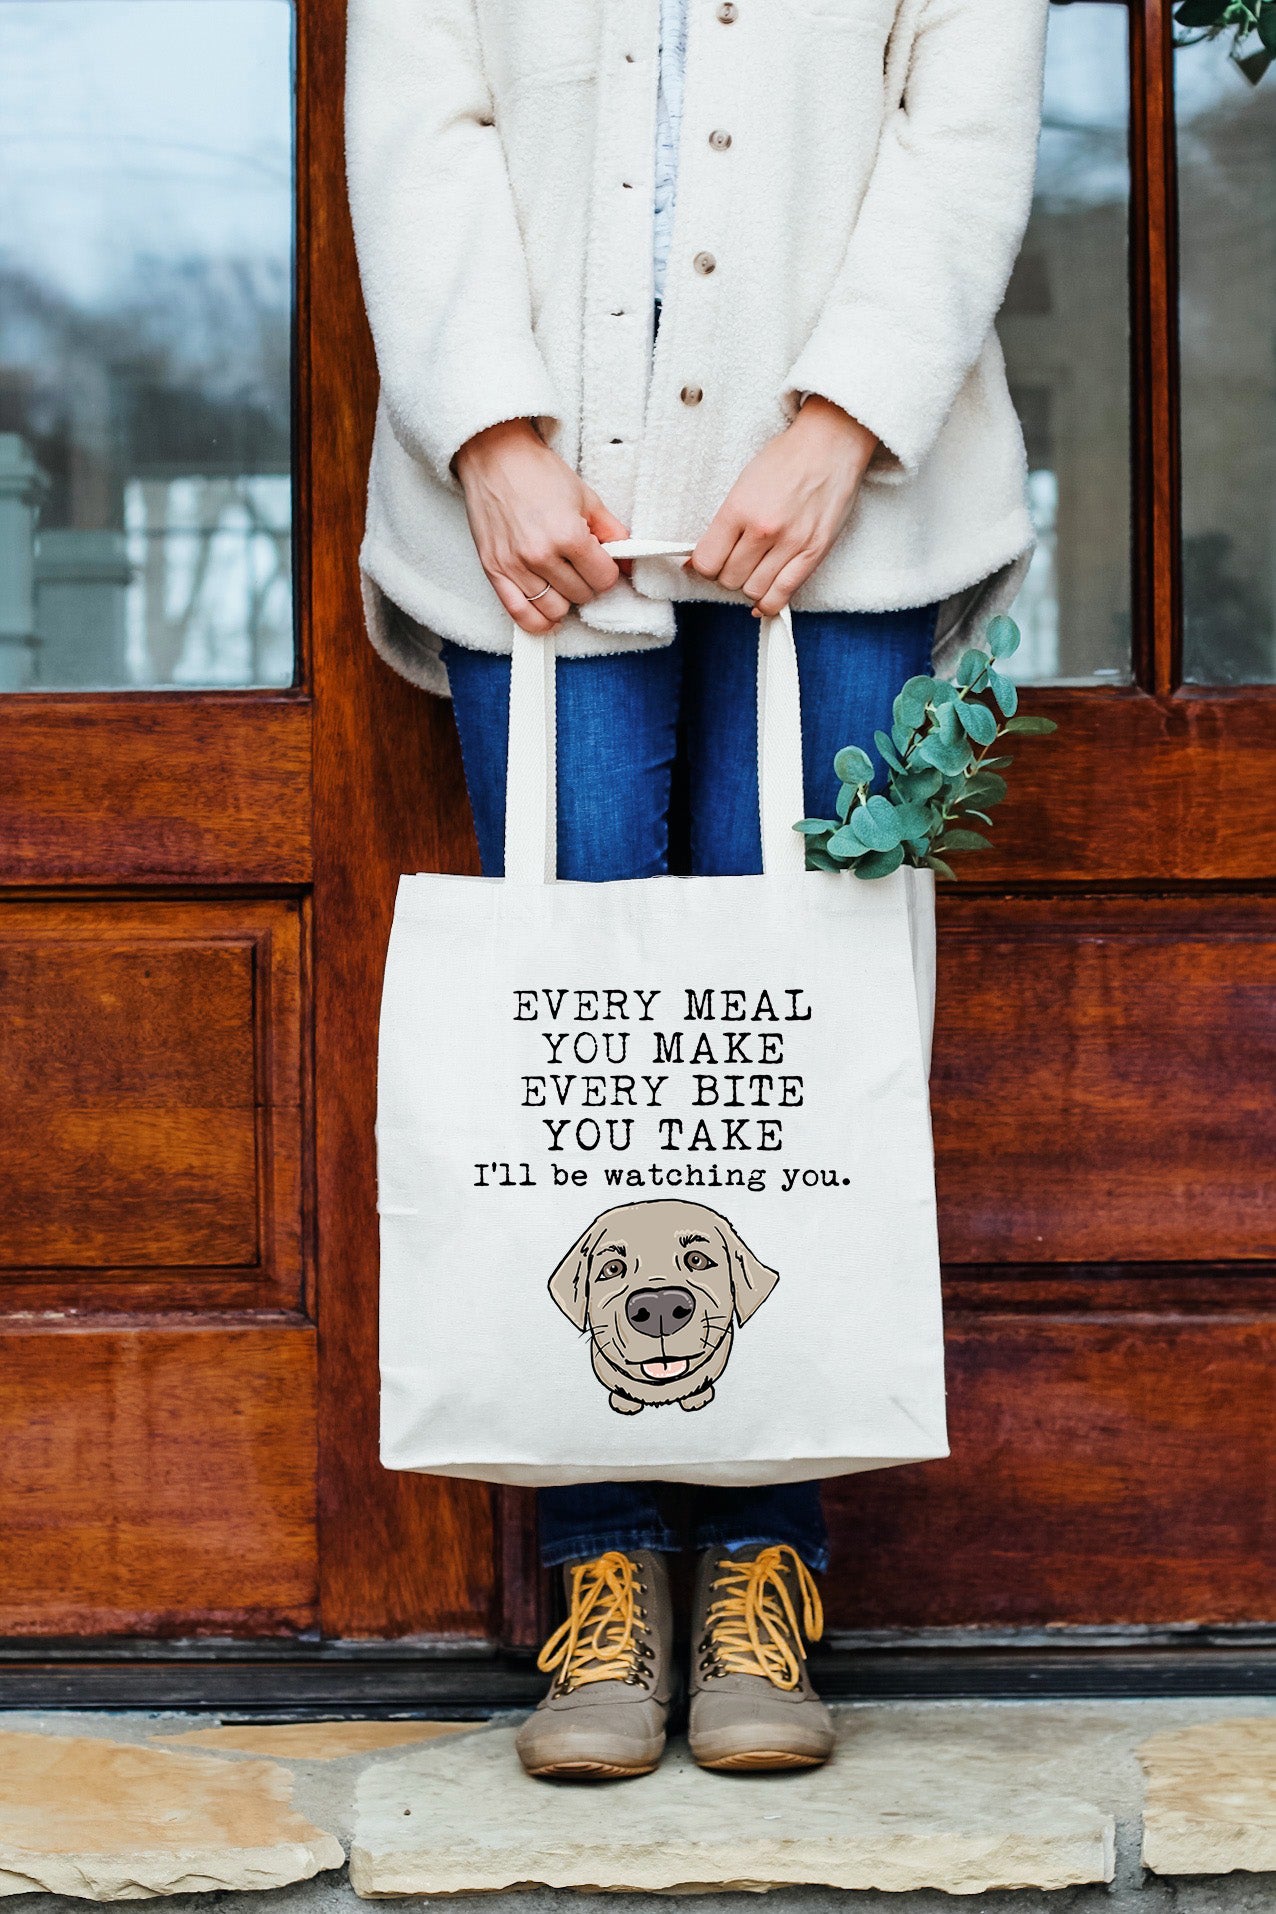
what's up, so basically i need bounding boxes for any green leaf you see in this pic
[833,744,874,786]
[915,732,973,777]
[926,677,955,706]
[805,846,843,872]
[849,794,905,851]
[874,729,906,773]
[955,699,999,744]
[980,754,1015,771]
[895,764,944,803]
[963,770,1009,807]
[1175,0,1226,23]
[1259,5,1276,51]
[888,801,934,842]
[853,845,905,880]
[935,829,992,854]
[826,824,864,859]
[1000,712,1057,735]
[985,614,1021,659]
[953,808,995,828]
[924,853,958,881]
[895,675,936,728]
[956,649,990,688]
[989,668,1019,717]
[836,783,854,821]
[794,818,836,834]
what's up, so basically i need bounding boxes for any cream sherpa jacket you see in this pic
[345,0,1049,696]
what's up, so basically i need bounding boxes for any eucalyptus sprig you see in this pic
[1173,0,1276,82]
[795,615,1057,881]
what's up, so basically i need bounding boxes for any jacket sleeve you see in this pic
[784,0,1048,479]
[344,0,562,485]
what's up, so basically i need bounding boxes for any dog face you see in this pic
[547,1199,779,1413]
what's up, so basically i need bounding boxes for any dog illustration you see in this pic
[547,1199,779,1415]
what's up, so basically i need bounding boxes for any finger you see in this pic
[717,526,775,594]
[562,522,623,596]
[489,570,566,635]
[754,550,818,618]
[689,507,744,581]
[509,549,596,608]
[582,490,633,578]
[740,540,802,610]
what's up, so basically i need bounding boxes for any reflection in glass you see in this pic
[1000,1,1132,684]
[0,0,293,690]
[1177,41,1276,683]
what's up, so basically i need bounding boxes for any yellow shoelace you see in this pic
[537,1550,652,1694]
[700,1544,824,1691]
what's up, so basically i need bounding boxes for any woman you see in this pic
[346,0,1047,1780]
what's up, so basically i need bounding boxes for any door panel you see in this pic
[824,1316,1276,1629]
[0,898,303,1310]
[933,897,1276,1265]
[0,1324,316,1635]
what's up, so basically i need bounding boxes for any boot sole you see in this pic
[523,1757,660,1780]
[695,1748,829,1773]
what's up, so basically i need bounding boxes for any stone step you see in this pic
[0,1701,1270,1909]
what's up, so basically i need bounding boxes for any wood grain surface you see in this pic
[0,1322,317,1636]
[0,696,311,886]
[304,0,493,1640]
[0,898,303,1313]
[932,895,1276,1265]
[824,1313,1276,1629]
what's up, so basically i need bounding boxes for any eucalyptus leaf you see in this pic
[926,677,955,706]
[874,729,906,773]
[989,669,1019,717]
[925,853,958,882]
[895,675,935,728]
[956,649,990,687]
[853,845,905,880]
[889,801,933,840]
[956,699,999,745]
[805,846,842,872]
[794,818,836,834]
[827,824,863,859]
[836,783,854,821]
[936,829,991,854]
[849,794,905,851]
[833,744,874,786]
[1001,713,1057,735]
[985,614,1021,659]
[963,770,1009,806]
[915,732,973,777]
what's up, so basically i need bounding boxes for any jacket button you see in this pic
[717,2,737,19]
[680,384,704,406]
[693,251,717,275]
[709,129,732,151]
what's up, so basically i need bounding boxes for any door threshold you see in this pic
[0,1629,1273,1714]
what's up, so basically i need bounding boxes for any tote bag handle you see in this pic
[504,540,807,885]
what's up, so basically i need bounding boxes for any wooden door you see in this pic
[0,0,489,1646]
[2,0,1271,1662]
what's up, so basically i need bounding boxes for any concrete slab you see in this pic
[1140,1717,1276,1877]
[350,1710,1119,1897]
[152,1723,473,1763]
[0,1730,343,1901]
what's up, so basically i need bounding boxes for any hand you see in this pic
[688,397,878,617]
[454,419,627,634]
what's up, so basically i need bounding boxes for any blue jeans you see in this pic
[441,597,937,1569]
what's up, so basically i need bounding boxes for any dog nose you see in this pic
[625,1286,696,1338]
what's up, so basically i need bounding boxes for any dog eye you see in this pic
[683,1250,714,1271]
[599,1259,626,1279]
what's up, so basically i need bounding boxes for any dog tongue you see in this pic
[642,1358,690,1381]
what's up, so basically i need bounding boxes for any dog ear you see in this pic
[547,1219,602,1330]
[723,1224,779,1324]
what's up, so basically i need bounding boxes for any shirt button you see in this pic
[680,384,704,406]
[709,129,732,150]
[717,2,738,19]
[693,251,717,275]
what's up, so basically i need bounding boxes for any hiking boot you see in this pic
[515,1549,673,1779]
[688,1542,835,1772]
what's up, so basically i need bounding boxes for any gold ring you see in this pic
[525,581,552,603]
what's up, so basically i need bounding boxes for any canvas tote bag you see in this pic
[377,541,948,1486]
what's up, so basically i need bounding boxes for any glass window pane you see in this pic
[1176,38,1276,684]
[0,0,293,691]
[1001,0,1132,685]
